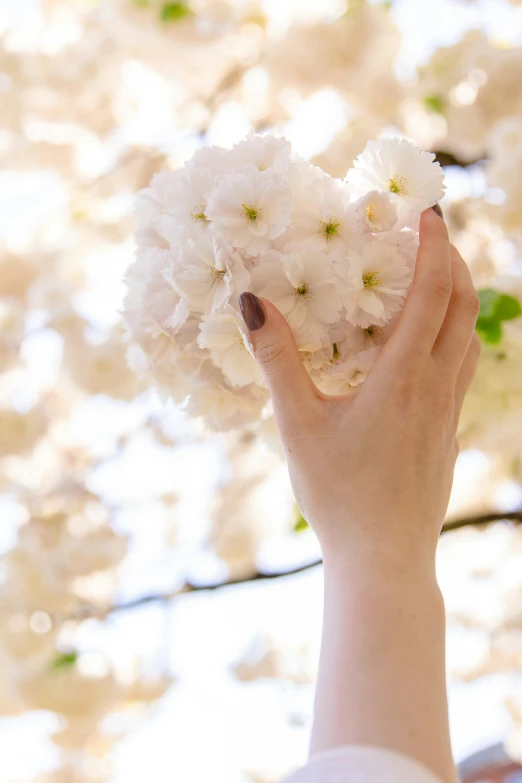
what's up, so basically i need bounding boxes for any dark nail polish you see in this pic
[238,292,266,331]
[431,202,444,219]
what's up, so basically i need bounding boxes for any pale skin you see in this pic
[239,207,481,783]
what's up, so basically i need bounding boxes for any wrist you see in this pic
[321,541,440,596]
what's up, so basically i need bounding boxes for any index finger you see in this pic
[387,206,452,362]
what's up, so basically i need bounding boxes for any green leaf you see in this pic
[494,294,522,322]
[132,0,151,7]
[51,651,78,670]
[294,513,309,533]
[424,94,445,114]
[476,290,521,344]
[476,318,502,345]
[478,289,522,322]
[160,2,191,22]
[478,288,499,319]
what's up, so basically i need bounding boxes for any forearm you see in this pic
[309,551,457,783]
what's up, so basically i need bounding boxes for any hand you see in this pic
[239,207,480,574]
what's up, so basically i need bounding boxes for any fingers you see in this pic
[238,292,319,428]
[387,207,452,364]
[432,245,480,378]
[454,332,481,419]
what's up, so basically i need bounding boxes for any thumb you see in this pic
[238,292,318,412]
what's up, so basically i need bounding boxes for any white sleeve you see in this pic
[282,745,455,783]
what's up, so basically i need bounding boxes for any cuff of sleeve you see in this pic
[282,745,452,783]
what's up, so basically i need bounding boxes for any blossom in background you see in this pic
[0,297,25,373]
[197,308,264,388]
[206,167,292,256]
[336,237,413,328]
[346,137,445,213]
[0,407,48,458]
[252,250,343,350]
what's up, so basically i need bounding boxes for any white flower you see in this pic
[252,250,343,350]
[380,228,419,268]
[127,133,448,433]
[186,364,269,431]
[228,132,291,172]
[206,168,291,257]
[346,138,445,214]
[154,167,217,244]
[134,170,175,232]
[301,345,335,373]
[124,247,189,339]
[320,346,380,394]
[336,237,413,328]
[167,234,250,314]
[285,176,361,259]
[185,144,231,174]
[356,190,398,233]
[197,308,264,388]
[338,318,396,357]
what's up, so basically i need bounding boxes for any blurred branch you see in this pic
[433,150,485,169]
[99,508,522,617]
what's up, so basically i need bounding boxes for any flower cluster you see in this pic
[124,134,445,431]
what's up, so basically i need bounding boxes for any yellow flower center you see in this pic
[363,272,380,289]
[365,205,374,221]
[210,268,225,286]
[388,175,408,196]
[191,208,208,222]
[242,203,259,221]
[322,220,341,239]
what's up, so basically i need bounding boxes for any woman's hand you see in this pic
[239,206,480,575]
[240,207,479,783]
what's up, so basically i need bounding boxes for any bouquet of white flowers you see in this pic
[123,134,445,431]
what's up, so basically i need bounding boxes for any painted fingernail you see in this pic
[238,292,266,331]
[431,202,444,218]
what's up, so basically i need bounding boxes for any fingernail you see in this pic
[238,292,266,331]
[431,202,444,219]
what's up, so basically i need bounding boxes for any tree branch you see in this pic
[95,509,522,617]
[433,150,485,169]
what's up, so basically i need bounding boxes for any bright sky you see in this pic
[1,0,522,781]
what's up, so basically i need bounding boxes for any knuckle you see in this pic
[254,338,290,370]
[461,290,480,320]
[424,269,452,301]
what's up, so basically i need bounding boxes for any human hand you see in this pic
[239,207,480,574]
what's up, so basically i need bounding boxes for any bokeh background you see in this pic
[1,0,522,781]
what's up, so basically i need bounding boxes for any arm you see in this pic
[238,206,480,783]
[314,554,452,780]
